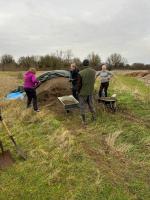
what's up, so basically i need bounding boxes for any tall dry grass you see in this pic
[105,131,133,154]
[0,72,20,98]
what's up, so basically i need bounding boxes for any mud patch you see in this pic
[0,150,14,169]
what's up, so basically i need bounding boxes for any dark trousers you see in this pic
[99,82,109,97]
[79,95,95,115]
[72,88,78,100]
[72,84,78,100]
[24,88,38,111]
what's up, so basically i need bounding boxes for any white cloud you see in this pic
[0,0,150,63]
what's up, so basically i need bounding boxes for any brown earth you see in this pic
[142,74,150,84]
[125,71,150,78]
[36,77,71,108]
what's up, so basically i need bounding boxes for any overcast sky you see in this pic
[0,0,150,63]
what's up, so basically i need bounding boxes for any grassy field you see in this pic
[0,71,150,200]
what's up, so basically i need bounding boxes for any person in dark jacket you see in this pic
[70,63,79,100]
[23,68,40,112]
[78,59,96,124]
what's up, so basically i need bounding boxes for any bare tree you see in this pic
[88,52,101,68]
[18,56,38,69]
[38,54,64,70]
[64,50,73,65]
[72,57,82,68]
[106,53,127,69]
[0,54,15,71]
[55,50,64,59]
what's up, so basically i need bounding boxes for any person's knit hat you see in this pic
[83,59,89,66]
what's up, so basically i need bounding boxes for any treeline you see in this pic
[0,51,149,71]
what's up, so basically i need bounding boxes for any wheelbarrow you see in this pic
[98,95,117,112]
[58,95,79,112]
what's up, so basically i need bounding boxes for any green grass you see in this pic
[0,72,150,200]
[109,75,150,120]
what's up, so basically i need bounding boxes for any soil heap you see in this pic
[126,71,150,78]
[36,77,71,107]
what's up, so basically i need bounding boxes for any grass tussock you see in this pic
[105,131,133,154]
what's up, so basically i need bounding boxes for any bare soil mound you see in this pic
[143,74,150,80]
[142,74,150,84]
[126,71,150,78]
[36,77,71,108]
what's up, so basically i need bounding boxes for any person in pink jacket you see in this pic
[23,68,40,112]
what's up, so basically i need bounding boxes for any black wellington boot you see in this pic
[81,114,86,125]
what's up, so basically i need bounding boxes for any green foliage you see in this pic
[39,54,64,69]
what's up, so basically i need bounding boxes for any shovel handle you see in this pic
[9,135,17,146]
[1,120,12,137]
[1,120,17,146]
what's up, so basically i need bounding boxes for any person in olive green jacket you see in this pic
[78,59,96,124]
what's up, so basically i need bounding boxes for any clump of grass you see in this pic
[105,131,133,154]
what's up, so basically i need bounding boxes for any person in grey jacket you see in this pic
[96,64,112,97]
